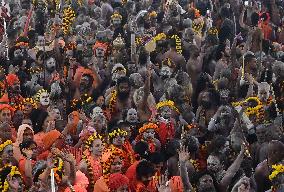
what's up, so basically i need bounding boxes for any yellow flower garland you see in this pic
[232,97,264,118]
[139,122,159,134]
[111,12,122,20]
[62,7,76,35]
[156,100,180,113]
[71,94,93,108]
[192,21,204,36]
[170,35,182,55]
[208,27,219,36]
[0,140,12,153]
[108,90,117,113]
[34,89,48,102]
[153,33,167,42]
[85,133,103,149]
[269,164,284,181]
[108,128,127,139]
[16,97,37,111]
[0,166,22,192]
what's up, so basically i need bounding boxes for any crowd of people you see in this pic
[0,0,283,191]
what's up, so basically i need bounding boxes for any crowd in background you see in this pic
[0,0,283,191]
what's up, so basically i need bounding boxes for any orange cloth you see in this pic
[73,67,98,88]
[93,176,110,192]
[108,173,129,191]
[64,171,89,192]
[18,157,36,184]
[83,150,102,186]
[122,141,135,172]
[42,130,61,150]
[169,176,184,192]
[259,22,272,40]
[67,111,80,136]
[34,132,45,149]
[126,161,157,192]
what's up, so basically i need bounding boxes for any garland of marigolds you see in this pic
[170,35,182,55]
[0,166,22,192]
[269,164,284,181]
[156,100,180,113]
[108,90,117,113]
[0,140,12,153]
[82,133,103,190]
[62,6,76,35]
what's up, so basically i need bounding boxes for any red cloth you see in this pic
[158,121,175,146]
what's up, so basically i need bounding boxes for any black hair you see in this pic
[164,139,180,159]
[136,160,155,180]
[208,135,228,154]
[116,76,130,86]
[191,170,218,190]
[244,53,256,64]
[220,6,231,19]
[148,152,164,165]
[81,73,94,87]
[251,12,260,26]
[19,140,37,156]
[134,141,150,160]
[184,136,199,153]
[215,43,226,61]
[30,110,49,134]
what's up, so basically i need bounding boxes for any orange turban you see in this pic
[6,74,20,86]
[93,41,108,53]
[169,176,184,192]
[42,130,61,150]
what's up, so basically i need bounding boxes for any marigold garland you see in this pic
[34,89,49,102]
[108,90,117,113]
[149,11,157,18]
[16,97,37,111]
[170,34,182,55]
[52,157,64,183]
[192,21,204,36]
[102,146,124,184]
[71,94,93,109]
[82,151,96,189]
[62,6,76,35]
[0,165,22,192]
[139,122,159,134]
[269,164,284,181]
[232,97,265,123]
[156,100,180,113]
[85,133,103,149]
[153,33,167,42]
[208,27,219,36]
[111,12,122,20]
[108,128,127,139]
[0,140,12,153]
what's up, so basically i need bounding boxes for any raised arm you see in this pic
[178,145,194,191]
[219,144,245,191]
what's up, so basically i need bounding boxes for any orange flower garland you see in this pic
[139,122,159,134]
[108,90,117,113]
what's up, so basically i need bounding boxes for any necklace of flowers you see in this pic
[0,165,22,192]
[108,90,117,113]
[82,151,96,190]
[71,93,93,109]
